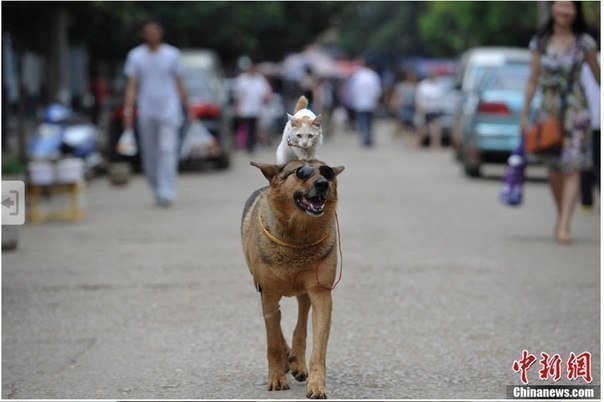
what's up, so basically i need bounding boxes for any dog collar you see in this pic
[258,212,329,249]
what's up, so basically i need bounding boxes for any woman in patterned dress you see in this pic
[520,1,600,244]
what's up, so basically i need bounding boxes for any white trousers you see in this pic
[137,117,180,202]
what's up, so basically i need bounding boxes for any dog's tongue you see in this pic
[308,196,324,208]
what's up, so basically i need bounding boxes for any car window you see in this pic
[183,67,214,98]
[480,65,530,91]
[466,65,490,91]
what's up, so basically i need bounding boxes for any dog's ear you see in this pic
[331,166,345,176]
[312,114,322,127]
[250,162,282,181]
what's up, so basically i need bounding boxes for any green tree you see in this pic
[332,2,425,57]
[417,1,538,57]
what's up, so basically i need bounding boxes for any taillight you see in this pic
[192,103,221,118]
[477,101,510,116]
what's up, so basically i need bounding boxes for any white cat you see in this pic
[276,96,323,165]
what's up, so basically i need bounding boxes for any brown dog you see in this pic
[241,159,344,399]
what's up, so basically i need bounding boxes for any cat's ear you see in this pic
[312,114,322,127]
[287,113,297,125]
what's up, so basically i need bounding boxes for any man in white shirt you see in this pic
[123,19,194,207]
[348,59,382,147]
[415,69,445,149]
[234,62,272,153]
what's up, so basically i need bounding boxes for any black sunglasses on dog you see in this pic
[295,165,335,181]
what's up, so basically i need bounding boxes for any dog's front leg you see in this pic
[262,293,290,391]
[289,293,311,382]
[306,289,332,399]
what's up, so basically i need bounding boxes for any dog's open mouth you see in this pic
[294,193,326,216]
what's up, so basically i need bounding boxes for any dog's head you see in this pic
[251,159,344,218]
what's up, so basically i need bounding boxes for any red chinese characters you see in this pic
[512,350,537,384]
[538,353,562,381]
[567,352,592,383]
[513,350,592,384]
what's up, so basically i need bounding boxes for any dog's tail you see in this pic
[295,96,308,113]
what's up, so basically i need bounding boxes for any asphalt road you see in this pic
[3,121,600,399]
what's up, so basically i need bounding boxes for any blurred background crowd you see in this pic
[1,1,600,182]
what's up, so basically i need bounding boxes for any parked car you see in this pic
[450,47,532,160]
[459,63,539,177]
[434,74,462,145]
[108,49,231,171]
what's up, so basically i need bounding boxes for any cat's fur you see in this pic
[276,96,323,165]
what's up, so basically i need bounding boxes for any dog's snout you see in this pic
[314,178,329,192]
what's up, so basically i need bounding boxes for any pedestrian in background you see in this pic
[580,52,600,212]
[233,60,272,153]
[123,19,195,208]
[348,58,382,147]
[299,65,318,110]
[520,1,600,244]
[415,68,444,149]
[390,68,418,142]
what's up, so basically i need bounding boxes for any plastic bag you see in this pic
[499,136,525,206]
[180,121,215,160]
[116,128,138,156]
[28,123,63,159]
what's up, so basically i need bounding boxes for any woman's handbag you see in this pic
[524,116,564,154]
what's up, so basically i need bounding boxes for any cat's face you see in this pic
[287,113,322,149]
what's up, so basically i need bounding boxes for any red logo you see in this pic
[512,350,537,384]
[567,352,592,383]
[538,353,562,382]
[513,351,592,384]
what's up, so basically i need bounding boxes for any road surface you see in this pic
[3,121,599,399]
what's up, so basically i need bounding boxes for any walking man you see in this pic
[123,19,194,207]
[348,58,382,147]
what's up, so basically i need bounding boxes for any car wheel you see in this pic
[462,146,481,177]
[463,162,481,177]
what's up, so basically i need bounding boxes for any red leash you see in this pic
[315,212,343,291]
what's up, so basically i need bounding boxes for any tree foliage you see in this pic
[417,2,538,56]
[2,1,600,68]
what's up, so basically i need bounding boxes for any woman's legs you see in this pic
[548,169,564,215]
[550,169,580,243]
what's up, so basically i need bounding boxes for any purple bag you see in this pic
[500,137,525,206]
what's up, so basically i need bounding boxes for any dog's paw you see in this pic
[306,382,327,399]
[267,373,290,391]
[288,354,308,382]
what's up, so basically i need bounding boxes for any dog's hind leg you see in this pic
[289,293,310,382]
[262,293,290,391]
[306,289,332,399]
